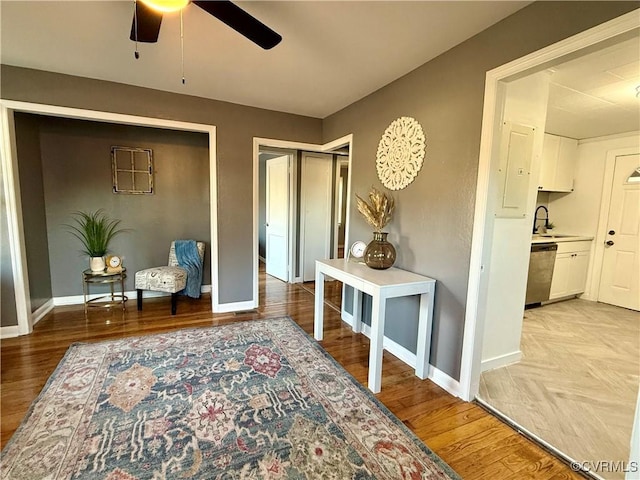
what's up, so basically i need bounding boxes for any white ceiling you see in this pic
[1,0,530,118]
[545,33,640,139]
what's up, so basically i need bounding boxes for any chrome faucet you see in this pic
[533,205,549,234]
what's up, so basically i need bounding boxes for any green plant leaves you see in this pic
[65,209,128,257]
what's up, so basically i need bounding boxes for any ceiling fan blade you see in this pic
[129,2,163,43]
[192,0,282,50]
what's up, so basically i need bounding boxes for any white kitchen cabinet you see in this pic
[538,133,578,192]
[549,240,591,299]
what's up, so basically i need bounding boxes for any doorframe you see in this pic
[252,135,353,304]
[0,100,219,337]
[460,11,639,401]
[333,157,349,259]
[591,147,640,302]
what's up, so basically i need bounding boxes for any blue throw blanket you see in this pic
[175,240,203,299]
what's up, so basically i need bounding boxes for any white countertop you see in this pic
[531,234,594,244]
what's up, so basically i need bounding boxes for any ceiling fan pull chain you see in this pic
[180,9,185,84]
[133,0,140,59]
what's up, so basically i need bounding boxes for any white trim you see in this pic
[0,100,221,330]
[252,139,261,307]
[343,144,353,253]
[252,135,353,305]
[333,158,349,259]
[214,300,256,313]
[55,285,213,306]
[360,322,417,367]
[341,307,463,398]
[31,298,54,326]
[341,309,414,361]
[461,10,640,402]
[428,366,463,399]
[592,147,640,302]
[208,130,219,313]
[0,325,21,339]
[288,153,297,283]
[341,307,354,324]
[480,350,522,372]
[578,131,640,146]
[1,105,32,335]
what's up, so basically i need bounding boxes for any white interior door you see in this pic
[302,153,333,282]
[598,153,640,311]
[266,156,289,281]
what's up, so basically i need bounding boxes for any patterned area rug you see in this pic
[1,317,459,479]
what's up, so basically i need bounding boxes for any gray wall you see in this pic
[15,113,52,312]
[36,115,210,295]
[323,2,638,380]
[1,66,322,306]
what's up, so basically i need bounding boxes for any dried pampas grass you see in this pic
[356,187,395,232]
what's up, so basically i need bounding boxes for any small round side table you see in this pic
[82,268,128,316]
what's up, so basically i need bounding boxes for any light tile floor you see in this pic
[479,299,639,480]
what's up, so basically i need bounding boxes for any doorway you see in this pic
[334,158,349,259]
[0,101,219,336]
[253,136,353,304]
[461,8,638,397]
[597,152,640,310]
[265,154,291,282]
[461,11,639,477]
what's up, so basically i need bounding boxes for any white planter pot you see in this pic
[90,256,105,272]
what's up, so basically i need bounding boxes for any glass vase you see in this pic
[364,232,396,270]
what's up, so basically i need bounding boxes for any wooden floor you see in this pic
[479,299,639,479]
[0,267,583,479]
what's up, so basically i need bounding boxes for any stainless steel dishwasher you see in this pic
[525,242,558,306]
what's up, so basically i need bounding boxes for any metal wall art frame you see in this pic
[111,146,154,194]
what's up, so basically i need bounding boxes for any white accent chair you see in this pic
[135,241,205,315]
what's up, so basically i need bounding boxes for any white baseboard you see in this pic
[481,350,522,372]
[1,299,56,339]
[428,365,463,398]
[341,309,354,324]
[31,298,54,326]
[360,323,417,367]
[341,309,463,398]
[213,300,257,313]
[54,285,212,306]
[0,325,21,339]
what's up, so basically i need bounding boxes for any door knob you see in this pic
[608,230,615,235]
[605,240,614,246]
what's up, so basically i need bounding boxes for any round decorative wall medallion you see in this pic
[376,116,426,191]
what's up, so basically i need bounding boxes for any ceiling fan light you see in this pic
[139,0,189,13]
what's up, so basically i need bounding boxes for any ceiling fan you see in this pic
[130,0,282,50]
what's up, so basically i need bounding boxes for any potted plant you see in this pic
[66,209,127,272]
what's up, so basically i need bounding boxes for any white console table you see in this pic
[314,258,436,393]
